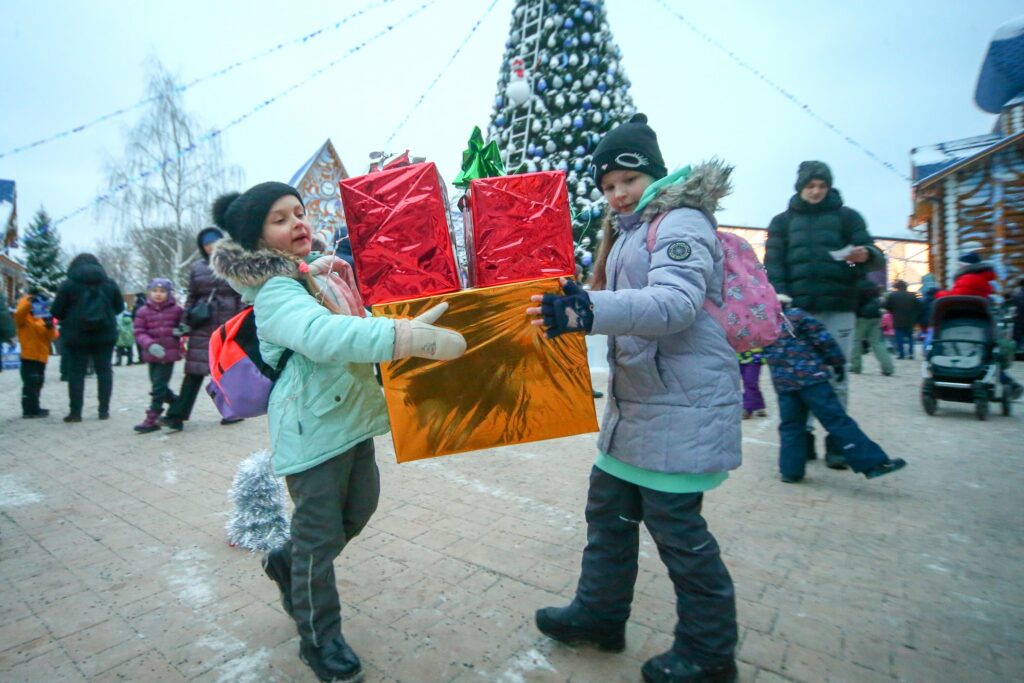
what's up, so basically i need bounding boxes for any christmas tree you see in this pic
[487,0,636,271]
[19,207,65,294]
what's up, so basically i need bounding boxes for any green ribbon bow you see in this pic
[453,126,507,188]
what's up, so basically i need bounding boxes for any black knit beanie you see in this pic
[211,182,303,251]
[795,160,833,191]
[592,113,667,187]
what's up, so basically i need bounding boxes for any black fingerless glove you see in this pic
[539,280,594,339]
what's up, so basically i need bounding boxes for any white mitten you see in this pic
[392,302,467,361]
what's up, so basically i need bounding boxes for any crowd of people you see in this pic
[3,113,1023,683]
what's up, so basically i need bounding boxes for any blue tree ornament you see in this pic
[495,114,507,127]
[575,145,586,156]
[564,17,574,29]
[536,78,548,93]
[582,252,593,267]
[574,159,584,171]
[573,115,584,129]
[581,32,591,45]
[584,10,594,23]
[574,8,582,19]
[597,81,607,92]
[583,100,593,110]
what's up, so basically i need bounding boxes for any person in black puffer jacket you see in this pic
[50,253,125,421]
[765,161,884,466]
[162,227,245,430]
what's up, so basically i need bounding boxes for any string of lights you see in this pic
[386,0,501,144]
[654,0,911,182]
[0,0,396,160]
[52,0,440,227]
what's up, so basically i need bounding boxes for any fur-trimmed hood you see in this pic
[598,159,733,239]
[639,158,733,222]
[209,238,301,292]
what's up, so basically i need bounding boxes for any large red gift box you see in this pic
[339,162,461,306]
[465,171,576,287]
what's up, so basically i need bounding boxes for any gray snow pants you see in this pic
[284,439,380,648]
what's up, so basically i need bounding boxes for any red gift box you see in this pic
[339,162,461,305]
[466,171,576,288]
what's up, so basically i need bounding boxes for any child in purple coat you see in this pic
[133,278,184,433]
[738,349,766,419]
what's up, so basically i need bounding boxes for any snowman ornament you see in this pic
[505,57,532,108]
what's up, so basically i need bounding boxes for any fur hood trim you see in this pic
[209,238,301,289]
[640,158,733,222]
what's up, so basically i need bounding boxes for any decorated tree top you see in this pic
[487,0,636,262]
[19,207,64,294]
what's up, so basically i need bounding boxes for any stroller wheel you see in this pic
[972,381,990,421]
[974,398,989,421]
[922,391,937,415]
[922,379,937,415]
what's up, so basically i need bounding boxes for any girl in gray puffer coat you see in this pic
[528,114,741,683]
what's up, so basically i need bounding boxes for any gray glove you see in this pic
[148,343,166,359]
[392,302,466,361]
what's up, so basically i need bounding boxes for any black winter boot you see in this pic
[823,435,849,470]
[262,546,293,616]
[642,651,738,683]
[299,635,363,682]
[161,416,184,431]
[535,603,626,652]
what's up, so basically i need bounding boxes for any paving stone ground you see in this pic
[1,356,1022,682]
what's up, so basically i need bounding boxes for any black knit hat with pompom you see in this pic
[212,182,303,251]
[591,113,667,187]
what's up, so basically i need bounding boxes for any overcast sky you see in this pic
[1,0,1020,254]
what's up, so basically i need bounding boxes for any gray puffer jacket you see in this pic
[589,161,742,474]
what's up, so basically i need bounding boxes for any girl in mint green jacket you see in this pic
[210,182,464,682]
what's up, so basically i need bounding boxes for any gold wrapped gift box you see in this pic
[372,277,599,463]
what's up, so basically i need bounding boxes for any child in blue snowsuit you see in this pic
[764,296,907,483]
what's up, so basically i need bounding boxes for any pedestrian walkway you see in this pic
[0,359,1021,682]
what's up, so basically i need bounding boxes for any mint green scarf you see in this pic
[635,165,692,214]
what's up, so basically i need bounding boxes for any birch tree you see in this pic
[100,59,242,289]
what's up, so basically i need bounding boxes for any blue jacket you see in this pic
[764,307,845,393]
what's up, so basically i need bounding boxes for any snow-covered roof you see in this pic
[911,132,1022,189]
[975,15,1024,114]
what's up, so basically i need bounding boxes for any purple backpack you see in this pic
[647,214,782,352]
[206,307,292,420]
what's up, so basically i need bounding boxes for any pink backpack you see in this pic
[647,214,781,352]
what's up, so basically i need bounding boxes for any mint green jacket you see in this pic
[212,240,396,476]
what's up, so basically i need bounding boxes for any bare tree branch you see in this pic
[99,59,243,289]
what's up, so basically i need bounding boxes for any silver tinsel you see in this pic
[225,449,290,552]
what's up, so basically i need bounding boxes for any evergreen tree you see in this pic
[20,207,65,294]
[487,0,636,269]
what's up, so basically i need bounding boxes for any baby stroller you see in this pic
[921,295,1012,419]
